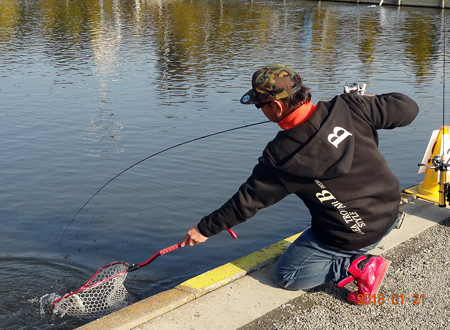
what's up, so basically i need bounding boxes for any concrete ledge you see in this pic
[79,288,195,330]
[319,0,450,9]
[79,233,302,329]
[80,193,447,329]
[139,197,450,330]
[369,196,449,255]
[176,232,302,297]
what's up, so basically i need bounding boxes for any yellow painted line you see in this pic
[180,231,303,291]
[81,231,305,329]
[179,263,244,291]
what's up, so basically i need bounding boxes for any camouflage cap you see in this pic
[240,64,302,105]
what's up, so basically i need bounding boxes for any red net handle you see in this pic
[160,228,236,254]
[160,242,183,255]
[226,228,238,239]
[132,228,237,271]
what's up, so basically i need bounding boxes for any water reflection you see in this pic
[85,0,124,157]
[1,1,445,86]
[0,1,448,329]
[403,13,441,80]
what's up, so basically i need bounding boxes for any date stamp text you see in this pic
[356,294,425,305]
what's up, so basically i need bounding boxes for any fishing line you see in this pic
[440,11,447,159]
[58,120,270,247]
[437,11,448,208]
[442,11,446,132]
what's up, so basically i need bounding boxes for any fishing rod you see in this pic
[58,120,270,247]
[436,12,448,207]
[418,12,448,207]
[439,12,448,207]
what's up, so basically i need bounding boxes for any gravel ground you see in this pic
[240,217,450,330]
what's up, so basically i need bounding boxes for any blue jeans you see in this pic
[273,215,401,291]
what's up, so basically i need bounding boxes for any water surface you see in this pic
[0,0,448,328]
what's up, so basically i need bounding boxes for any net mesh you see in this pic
[53,263,130,319]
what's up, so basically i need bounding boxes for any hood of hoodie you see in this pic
[262,96,355,179]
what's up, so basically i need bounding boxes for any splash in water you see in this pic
[39,293,62,316]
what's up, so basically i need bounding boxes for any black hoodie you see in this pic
[197,93,419,250]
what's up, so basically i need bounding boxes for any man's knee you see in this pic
[272,263,325,291]
[272,264,302,291]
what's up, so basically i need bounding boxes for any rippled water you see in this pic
[0,0,448,328]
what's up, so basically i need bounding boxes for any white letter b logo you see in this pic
[328,126,352,148]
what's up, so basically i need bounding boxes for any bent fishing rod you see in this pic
[58,120,270,247]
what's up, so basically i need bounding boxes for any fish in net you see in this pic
[52,229,237,319]
[52,262,130,318]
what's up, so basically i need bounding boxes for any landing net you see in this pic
[53,262,129,318]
